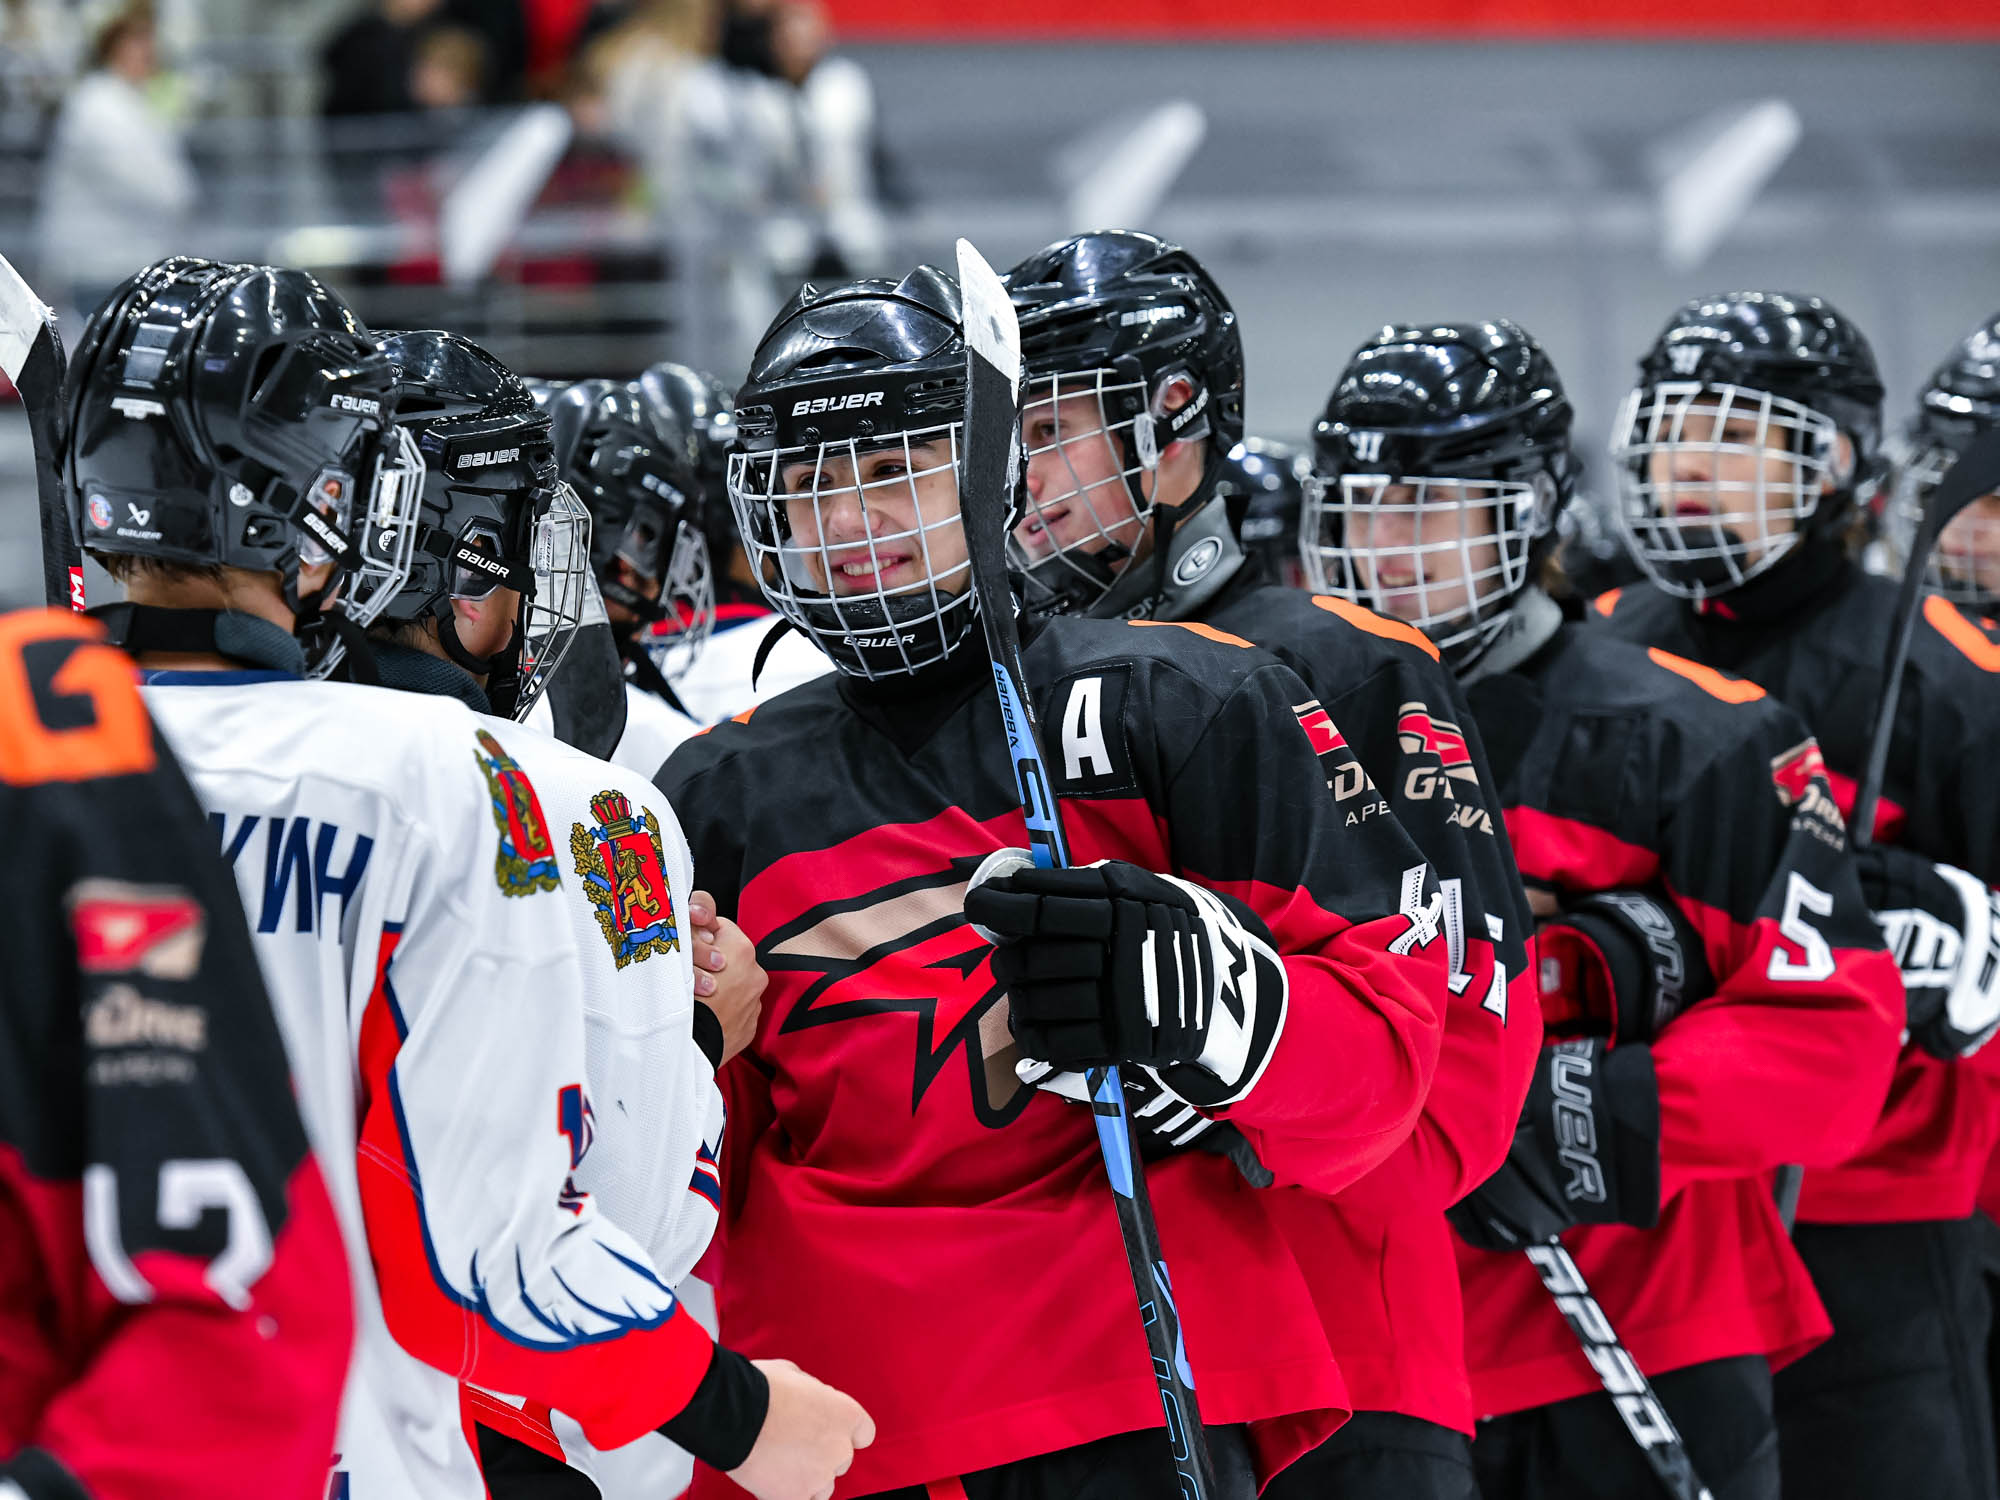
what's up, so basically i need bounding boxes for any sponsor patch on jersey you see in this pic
[570,789,680,967]
[474,730,561,896]
[68,879,206,978]
[1770,736,1847,840]
[1296,698,1386,817]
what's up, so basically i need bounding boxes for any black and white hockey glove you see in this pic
[964,854,1289,1109]
[1448,1038,1662,1252]
[1537,889,1715,1047]
[1857,844,2000,1060]
[1014,1057,1277,1185]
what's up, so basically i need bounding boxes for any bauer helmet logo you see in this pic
[1350,430,1385,464]
[1118,305,1187,329]
[459,448,521,470]
[328,392,381,416]
[791,391,885,418]
[1668,344,1704,376]
[111,396,166,420]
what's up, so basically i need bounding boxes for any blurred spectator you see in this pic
[444,0,528,103]
[410,24,486,113]
[321,0,445,116]
[35,3,195,318]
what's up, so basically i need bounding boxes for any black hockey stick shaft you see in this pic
[0,253,78,610]
[1527,1243,1714,1500]
[1851,425,2000,851]
[955,238,1217,1500]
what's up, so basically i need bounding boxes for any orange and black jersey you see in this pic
[1195,573,1540,1434]
[1597,568,2000,1223]
[0,610,350,1500]
[657,613,1450,1496]
[1455,616,1901,1417]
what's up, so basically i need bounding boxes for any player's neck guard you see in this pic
[90,604,307,677]
[1089,493,1246,622]
[1687,528,1852,627]
[371,641,492,712]
[1459,586,1564,685]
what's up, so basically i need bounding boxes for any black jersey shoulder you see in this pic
[1471,622,1821,853]
[1204,586,1447,688]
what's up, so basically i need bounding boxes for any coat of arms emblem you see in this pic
[570,789,680,967]
[474,729,560,896]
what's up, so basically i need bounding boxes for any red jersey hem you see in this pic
[1468,1301,1828,1416]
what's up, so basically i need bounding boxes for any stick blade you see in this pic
[0,250,56,388]
[956,238,1020,391]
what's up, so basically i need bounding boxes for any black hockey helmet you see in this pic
[730,264,984,679]
[375,330,591,718]
[1002,230,1244,613]
[1304,319,1574,670]
[63,254,423,671]
[541,376,715,677]
[1611,290,1885,600]
[635,360,753,606]
[1888,311,2000,610]
[1220,438,1311,589]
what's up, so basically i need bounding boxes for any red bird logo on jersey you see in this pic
[757,835,1035,1130]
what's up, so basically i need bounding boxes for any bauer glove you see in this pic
[1449,1038,1662,1252]
[964,853,1288,1109]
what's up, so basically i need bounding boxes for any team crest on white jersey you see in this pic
[474,730,561,896]
[570,789,681,968]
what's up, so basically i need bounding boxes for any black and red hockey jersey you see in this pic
[1596,566,2000,1224]
[0,610,352,1500]
[1197,573,1540,1433]
[1454,616,1901,1416]
[658,613,1453,1495]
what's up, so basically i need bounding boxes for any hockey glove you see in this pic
[965,856,1288,1109]
[1448,1038,1662,1252]
[1537,889,1715,1047]
[1015,1057,1276,1185]
[1857,844,2000,1060]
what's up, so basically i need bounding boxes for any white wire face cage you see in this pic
[726,422,978,680]
[1890,443,2000,610]
[1008,368,1160,604]
[302,423,426,680]
[641,519,717,682]
[1301,471,1548,664]
[513,480,594,719]
[1610,381,1840,600]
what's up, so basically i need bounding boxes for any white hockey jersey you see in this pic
[670,605,832,727]
[141,670,724,1500]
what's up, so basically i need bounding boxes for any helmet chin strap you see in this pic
[284,559,380,685]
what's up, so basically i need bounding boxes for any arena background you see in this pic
[4,0,1999,607]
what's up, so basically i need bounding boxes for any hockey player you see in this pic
[657,262,1455,1498]
[1001,231,1538,1498]
[1219,437,1311,589]
[636,361,831,726]
[1886,312,2000,618]
[0,605,352,1500]
[367,332,763,1500]
[1595,291,2000,1498]
[1307,318,1903,1500]
[526,375,705,768]
[61,256,873,1500]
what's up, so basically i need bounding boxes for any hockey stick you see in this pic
[955,237,1217,1500]
[1772,433,2000,1229]
[1527,1243,1714,1500]
[0,252,77,610]
[1851,426,2000,849]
